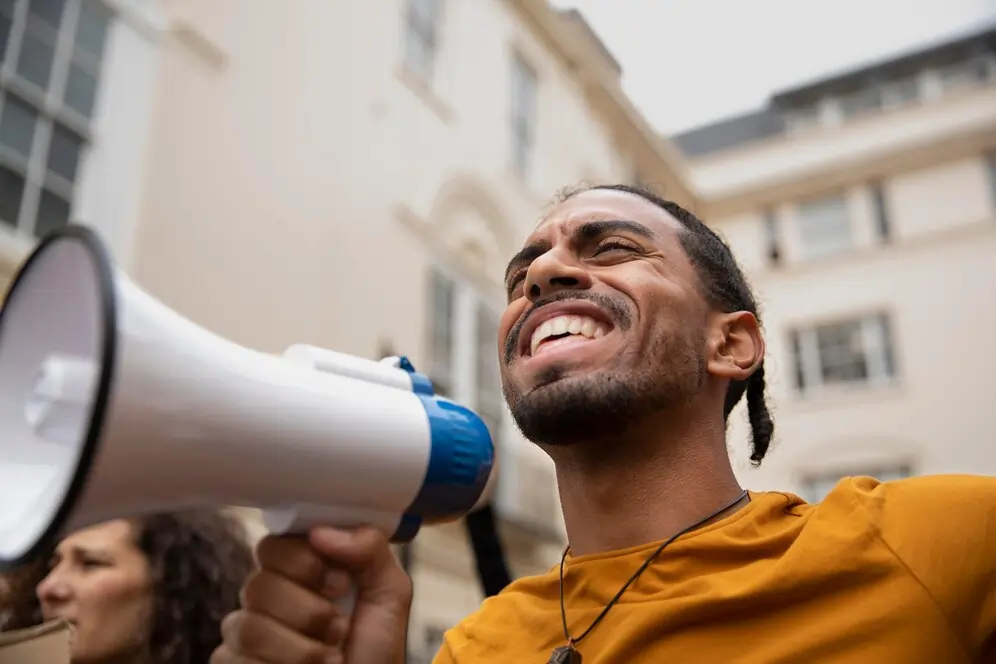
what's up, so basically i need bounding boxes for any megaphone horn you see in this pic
[0,225,494,570]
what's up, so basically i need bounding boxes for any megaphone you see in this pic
[0,225,494,569]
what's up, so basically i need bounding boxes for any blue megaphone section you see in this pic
[389,357,495,542]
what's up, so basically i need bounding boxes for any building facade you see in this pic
[0,0,693,658]
[673,25,996,502]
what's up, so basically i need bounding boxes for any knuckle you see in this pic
[222,611,266,654]
[255,536,326,588]
[239,570,274,609]
[302,598,341,638]
[302,642,340,664]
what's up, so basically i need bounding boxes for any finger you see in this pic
[308,527,412,606]
[220,610,342,664]
[240,569,343,641]
[321,567,353,601]
[255,535,327,592]
[324,614,351,646]
[209,644,269,664]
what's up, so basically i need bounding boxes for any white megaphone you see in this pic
[0,225,495,569]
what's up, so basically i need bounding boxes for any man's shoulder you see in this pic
[818,473,996,549]
[830,473,996,513]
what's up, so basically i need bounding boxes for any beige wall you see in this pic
[699,85,996,498]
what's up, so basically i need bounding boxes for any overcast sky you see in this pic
[550,0,996,135]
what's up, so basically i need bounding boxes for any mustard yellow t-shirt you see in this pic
[435,474,996,663]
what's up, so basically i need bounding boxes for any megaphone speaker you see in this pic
[0,225,494,569]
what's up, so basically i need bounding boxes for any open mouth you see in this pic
[529,314,612,357]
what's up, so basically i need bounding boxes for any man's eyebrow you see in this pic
[504,240,550,283]
[503,220,658,283]
[575,219,658,241]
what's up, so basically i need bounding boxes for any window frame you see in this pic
[789,311,898,394]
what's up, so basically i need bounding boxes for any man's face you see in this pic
[498,189,712,448]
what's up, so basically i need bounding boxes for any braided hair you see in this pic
[564,184,775,466]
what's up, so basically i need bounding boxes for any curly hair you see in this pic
[1,557,47,630]
[135,510,256,664]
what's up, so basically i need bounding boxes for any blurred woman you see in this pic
[33,510,255,664]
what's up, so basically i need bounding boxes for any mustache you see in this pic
[503,290,632,364]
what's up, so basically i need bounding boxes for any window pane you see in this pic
[429,270,454,378]
[797,196,852,258]
[404,30,432,80]
[64,62,98,117]
[0,164,25,228]
[75,0,111,58]
[35,187,70,236]
[28,0,66,29]
[16,33,55,89]
[815,320,869,385]
[475,305,500,398]
[0,95,39,158]
[840,87,881,118]
[409,0,439,28]
[47,122,83,182]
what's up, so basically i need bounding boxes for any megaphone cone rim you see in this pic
[0,223,117,571]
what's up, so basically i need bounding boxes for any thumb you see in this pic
[309,527,412,664]
[308,526,412,607]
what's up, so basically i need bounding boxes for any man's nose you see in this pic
[523,247,592,301]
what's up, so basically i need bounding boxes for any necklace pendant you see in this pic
[550,645,582,664]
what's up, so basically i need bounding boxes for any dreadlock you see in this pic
[563,183,775,466]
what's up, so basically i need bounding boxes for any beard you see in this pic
[503,328,707,448]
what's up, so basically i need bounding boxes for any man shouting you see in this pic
[211,185,996,663]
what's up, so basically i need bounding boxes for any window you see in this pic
[474,303,503,444]
[509,52,537,181]
[938,57,991,92]
[881,76,920,108]
[796,195,853,259]
[425,266,504,446]
[790,312,897,393]
[785,106,821,132]
[402,0,441,82]
[870,183,891,243]
[427,268,455,396]
[762,208,781,265]
[799,465,911,503]
[839,86,882,119]
[0,0,111,236]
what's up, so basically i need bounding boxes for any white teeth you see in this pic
[529,315,609,355]
[580,318,595,337]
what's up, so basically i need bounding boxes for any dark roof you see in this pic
[772,22,996,106]
[670,22,996,158]
[671,109,785,158]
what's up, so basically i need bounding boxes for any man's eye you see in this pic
[594,241,637,255]
[506,270,527,292]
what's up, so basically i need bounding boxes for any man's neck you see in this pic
[547,407,746,557]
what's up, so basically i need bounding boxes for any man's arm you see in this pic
[850,474,996,660]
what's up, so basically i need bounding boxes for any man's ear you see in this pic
[706,311,764,381]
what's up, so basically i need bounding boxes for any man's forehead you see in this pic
[529,189,682,242]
